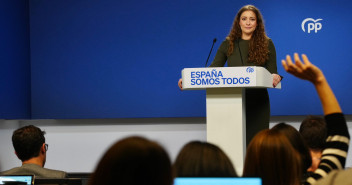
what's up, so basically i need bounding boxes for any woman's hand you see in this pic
[272,74,281,87]
[178,78,183,90]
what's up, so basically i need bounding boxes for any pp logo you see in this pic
[301,18,323,33]
[246,67,254,73]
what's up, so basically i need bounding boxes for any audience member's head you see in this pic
[299,115,327,172]
[299,116,327,151]
[88,136,173,185]
[12,125,47,165]
[243,129,302,185]
[173,141,237,177]
[1,125,66,178]
[271,123,312,173]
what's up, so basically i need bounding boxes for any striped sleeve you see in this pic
[305,113,350,185]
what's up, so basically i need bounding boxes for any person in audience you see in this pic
[299,116,327,172]
[271,122,313,181]
[242,53,350,185]
[244,128,302,185]
[87,136,173,185]
[313,168,352,185]
[0,125,66,178]
[173,141,237,177]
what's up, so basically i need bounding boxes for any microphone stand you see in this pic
[205,38,217,67]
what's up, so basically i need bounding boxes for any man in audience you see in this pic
[0,125,66,178]
[299,116,327,172]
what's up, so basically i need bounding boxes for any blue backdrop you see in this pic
[2,0,352,119]
[0,0,30,119]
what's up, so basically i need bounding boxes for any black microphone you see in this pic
[205,38,217,67]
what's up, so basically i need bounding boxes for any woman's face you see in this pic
[239,10,257,39]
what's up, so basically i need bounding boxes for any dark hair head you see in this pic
[299,116,327,150]
[88,136,173,185]
[173,141,237,177]
[271,123,312,172]
[232,5,265,38]
[12,125,46,161]
[243,129,302,185]
[227,5,269,64]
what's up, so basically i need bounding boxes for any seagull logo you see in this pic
[246,67,254,73]
[301,18,323,33]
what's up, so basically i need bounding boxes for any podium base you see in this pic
[206,88,246,175]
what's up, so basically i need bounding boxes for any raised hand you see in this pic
[281,53,324,85]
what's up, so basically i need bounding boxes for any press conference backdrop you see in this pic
[0,0,30,119]
[3,0,352,119]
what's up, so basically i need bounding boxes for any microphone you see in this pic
[205,38,217,67]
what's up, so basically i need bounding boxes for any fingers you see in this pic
[178,78,183,90]
[283,53,306,73]
[281,55,293,72]
[294,53,304,69]
[272,74,281,87]
[283,54,299,74]
[286,55,294,66]
[282,53,322,82]
[273,79,279,87]
[294,53,300,63]
[281,59,288,70]
[301,54,311,65]
[273,81,279,87]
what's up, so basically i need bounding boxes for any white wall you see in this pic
[0,116,351,173]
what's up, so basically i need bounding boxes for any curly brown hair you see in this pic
[227,5,269,65]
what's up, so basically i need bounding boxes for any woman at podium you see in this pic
[178,5,282,145]
[206,5,281,145]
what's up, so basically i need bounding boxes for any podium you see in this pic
[181,66,281,174]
